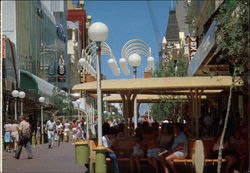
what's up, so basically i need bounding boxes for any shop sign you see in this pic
[188,36,198,61]
[56,24,66,42]
[48,76,57,83]
[58,76,66,82]
[197,65,229,75]
[80,71,85,83]
[187,21,217,76]
[57,56,66,76]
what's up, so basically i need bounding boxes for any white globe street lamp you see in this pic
[128,53,142,78]
[18,91,26,116]
[88,22,109,42]
[12,90,19,120]
[88,22,109,147]
[39,96,45,144]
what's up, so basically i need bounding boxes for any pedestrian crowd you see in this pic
[3,115,88,159]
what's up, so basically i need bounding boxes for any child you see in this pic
[130,137,145,173]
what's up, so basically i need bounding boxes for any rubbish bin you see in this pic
[75,141,90,164]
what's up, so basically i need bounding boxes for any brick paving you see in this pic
[3,142,88,173]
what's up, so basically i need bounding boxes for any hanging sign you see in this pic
[189,36,198,61]
[57,56,66,76]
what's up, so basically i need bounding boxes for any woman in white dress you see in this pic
[55,120,63,147]
[11,120,19,152]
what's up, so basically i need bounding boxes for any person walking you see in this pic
[63,120,70,142]
[35,121,41,145]
[4,119,13,153]
[45,116,56,149]
[14,115,33,159]
[54,120,63,147]
[11,120,20,152]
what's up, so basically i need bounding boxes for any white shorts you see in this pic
[173,151,187,159]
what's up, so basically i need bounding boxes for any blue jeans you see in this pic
[106,153,119,173]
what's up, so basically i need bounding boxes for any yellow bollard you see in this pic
[74,141,90,164]
[32,133,36,147]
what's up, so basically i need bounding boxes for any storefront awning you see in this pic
[20,70,55,98]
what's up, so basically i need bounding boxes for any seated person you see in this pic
[147,125,173,173]
[102,127,119,173]
[229,128,248,173]
[159,123,188,173]
[130,136,145,173]
[211,131,238,173]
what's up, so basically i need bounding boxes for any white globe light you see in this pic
[79,58,86,67]
[103,111,107,114]
[108,58,120,76]
[76,99,81,104]
[12,90,19,98]
[128,53,141,67]
[18,91,26,99]
[112,112,115,115]
[147,56,154,68]
[119,58,127,66]
[88,22,109,42]
[119,58,130,76]
[39,97,45,103]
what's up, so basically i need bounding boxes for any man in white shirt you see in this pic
[102,127,119,173]
[14,115,33,159]
[45,116,56,148]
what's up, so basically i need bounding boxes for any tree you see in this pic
[150,56,188,122]
[215,0,249,172]
[51,87,74,118]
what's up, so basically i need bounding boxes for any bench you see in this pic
[172,139,227,173]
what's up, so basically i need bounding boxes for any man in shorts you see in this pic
[159,123,188,173]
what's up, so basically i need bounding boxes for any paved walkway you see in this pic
[3,142,88,173]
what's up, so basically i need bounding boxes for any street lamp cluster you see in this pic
[11,90,26,120]
[119,39,155,130]
[119,39,154,76]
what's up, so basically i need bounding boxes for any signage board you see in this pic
[187,21,217,76]
[58,76,66,82]
[189,36,198,61]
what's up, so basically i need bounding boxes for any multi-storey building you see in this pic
[2,1,69,121]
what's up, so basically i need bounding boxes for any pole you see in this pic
[41,105,44,144]
[133,67,138,130]
[96,42,102,146]
[21,100,23,116]
[78,105,80,120]
[14,99,17,120]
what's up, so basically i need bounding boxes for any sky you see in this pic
[84,1,174,80]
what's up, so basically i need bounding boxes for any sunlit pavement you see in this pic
[3,142,88,173]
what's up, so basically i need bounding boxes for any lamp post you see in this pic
[19,91,26,116]
[39,96,45,144]
[76,99,81,120]
[128,53,141,130]
[88,22,109,173]
[12,90,19,120]
[120,39,154,131]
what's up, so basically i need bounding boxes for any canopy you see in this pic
[103,94,207,103]
[72,76,243,94]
